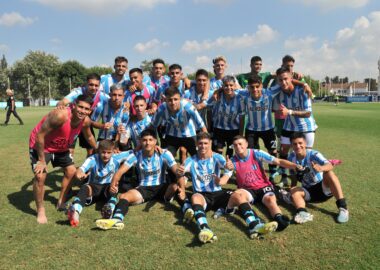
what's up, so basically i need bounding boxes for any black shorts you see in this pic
[245,129,277,151]
[72,126,95,149]
[245,185,275,204]
[213,128,239,151]
[199,190,232,211]
[162,135,197,156]
[281,129,314,138]
[29,148,74,171]
[136,183,168,202]
[303,181,333,203]
[84,183,113,204]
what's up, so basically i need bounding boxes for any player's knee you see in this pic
[34,174,46,185]
[263,194,276,206]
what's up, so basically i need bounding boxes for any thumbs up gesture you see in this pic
[225,155,234,170]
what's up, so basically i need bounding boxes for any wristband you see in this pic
[304,83,308,87]
[288,110,294,116]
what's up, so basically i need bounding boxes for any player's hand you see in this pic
[279,104,290,116]
[311,162,323,172]
[34,161,47,174]
[154,145,163,154]
[225,155,234,170]
[147,108,157,115]
[56,101,66,110]
[303,84,313,98]
[103,122,113,130]
[176,165,185,177]
[183,77,191,89]
[117,124,126,133]
[123,102,130,111]
[76,170,90,180]
[129,84,137,93]
[114,147,121,154]
[110,183,118,194]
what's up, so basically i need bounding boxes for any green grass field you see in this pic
[0,103,379,269]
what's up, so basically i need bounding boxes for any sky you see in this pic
[0,0,379,82]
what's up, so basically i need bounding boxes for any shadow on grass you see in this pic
[307,203,337,221]
[7,169,67,217]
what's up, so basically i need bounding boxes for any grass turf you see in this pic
[0,103,379,269]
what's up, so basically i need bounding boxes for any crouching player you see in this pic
[95,129,181,230]
[287,133,349,224]
[178,132,275,243]
[226,136,302,232]
[67,140,132,227]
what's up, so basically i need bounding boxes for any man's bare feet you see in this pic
[37,207,47,224]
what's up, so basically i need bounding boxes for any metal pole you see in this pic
[69,77,72,91]
[28,76,31,107]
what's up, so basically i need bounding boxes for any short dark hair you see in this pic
[133,95,146,104]
[153,58,165,66]
[76,94,94,106]
[165,86,181,98]
[276,66,291,76]
[129,68,143,76]
[98,140,115,151]
[114,56,128,64]
[86,73,100,82]
[250,56,262,64]
[196,132,212,142]
[247,75,262,85]
[290,132,306,142]
[195,69,209,78]
[140,128,157,140]
[282,55,295,64]
[232,135,246,143]
[169,63,182,71]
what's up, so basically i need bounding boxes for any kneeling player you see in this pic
[95,129,181,230]
[287,133,349,224]
[226,136,300,232]
[67,140,131,227]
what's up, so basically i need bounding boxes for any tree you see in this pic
[11,50,61,104]
[324,76,330,84]
[303,75,320,96]
[86,66,112,77]
[187,71,215,80]
[1,54,7,70]
[58,60,87,96]
[140,59,169,74]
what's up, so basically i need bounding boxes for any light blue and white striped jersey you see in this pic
[183,86,214,123]
[127,114,151,147]
[79,151,132,185]
[210,77,223,91]
[208,91,245,130]
[154,80,186,103]
[100,73,129,95]
[243,86,281,131]
[147,75,171,91]
[183,153,232,193]
[288,149,329,188]
[124,149,176,186]
[151,99,205,138]
[94,101,130,140]
[277,85,318,132]
[64,87,110,121]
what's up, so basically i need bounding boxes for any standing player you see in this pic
[183,69,212,125]
[208,75,245,157]
[236,56,274,88]
[91,84,129,150]
[287,133,349,224]
[100,56,129,95]
[67,140,132,227]
[147,58,170,91]
[125,96,151,148]
[150,86,207,159]
[29,95,97,224]
[210,56,240,91]
[95,129,180,230]
[57,73,109,156]
[124,68,157,116]
[154,64,187,104]
[226,136,301,232]
[275,67,317,186]
[4,88,23,125]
